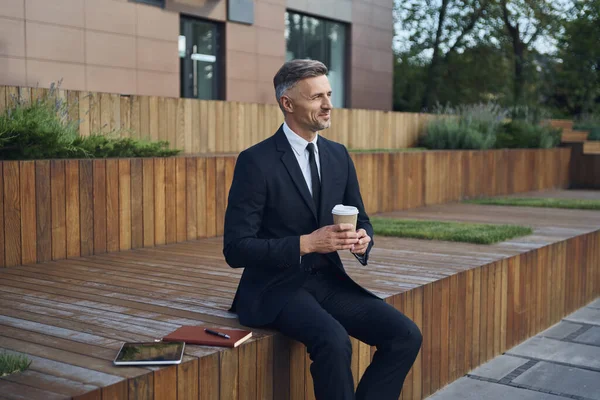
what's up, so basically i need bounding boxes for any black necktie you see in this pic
[306,143,321,213]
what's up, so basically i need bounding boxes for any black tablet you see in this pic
[113,342,185,366]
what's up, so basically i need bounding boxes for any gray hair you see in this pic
[273,59,328,112]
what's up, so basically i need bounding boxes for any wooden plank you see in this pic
[290,341,305,400]
[92,160,107,255]
[149,96,159,142]
[130,95,142,139]
[20,161,36,265]
[106,160,120,253]
[215,157,226,236]
[65,160,81,258]
[421,283,433,397]
[4,162,21,266]
[471,266,481,367]
[0,162,3,267]
[153,365,177,400]
[239,341,258,400]
[119,159,131,251]
[51,160,67,260]
[78,91,91,137]
[411,286,423,400]
[142,158,155,248]
[102,381,128,400]
[130,159,143,249]
[154,158,166,246]
[128,373,153,400]
[0,379,68,400]
[448,273,459,382]
[257,336,274,400]
[186,158,198,241]
[196,158,207,238]
[176,157,187,243]
[177,359,199,400]
[199,352,220,400]
[79,160,94,257]
[305,350,315,400]
[439,277,450,387]
[205,157,217,238]
[164,158,177,244]
[35,160,53,263]
[273,333,291,400]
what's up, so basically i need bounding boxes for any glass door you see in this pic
[180,17,222,100]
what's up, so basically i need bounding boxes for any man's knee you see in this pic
[385,318,422,356]
[309,326,352,361]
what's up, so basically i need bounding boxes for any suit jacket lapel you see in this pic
[275,128,318,223]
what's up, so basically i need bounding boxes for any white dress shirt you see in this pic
[283,122,321,195]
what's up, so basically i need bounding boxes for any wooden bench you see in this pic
[1,189,599,399]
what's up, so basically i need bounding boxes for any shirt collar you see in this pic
[283,122,319,157]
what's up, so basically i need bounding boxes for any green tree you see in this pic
[395,0,494,110]
[547,0,600,115]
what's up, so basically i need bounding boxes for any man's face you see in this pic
[284,75,333,132]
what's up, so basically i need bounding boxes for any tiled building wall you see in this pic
[0,0,394,108]
[0,0,179,97]
[225,0,286,105]
[351,0,394,111]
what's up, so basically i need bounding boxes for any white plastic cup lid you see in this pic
[331,204,359,216]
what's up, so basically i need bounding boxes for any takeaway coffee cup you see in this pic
[332,204,359,231]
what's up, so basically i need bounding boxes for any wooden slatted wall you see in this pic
[0,148,570,268]
[0,86,429,153]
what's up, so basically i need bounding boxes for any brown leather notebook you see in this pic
[162,326,252,348]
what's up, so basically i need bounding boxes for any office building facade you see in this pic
[0,0,394,110]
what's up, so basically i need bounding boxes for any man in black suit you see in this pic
[223,59,422,400]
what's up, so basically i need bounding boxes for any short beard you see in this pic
[314,120,331,131]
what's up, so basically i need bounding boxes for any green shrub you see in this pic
[588,127,600,141]
[496,120,561,149]
[573,113,600,131]
[0,85,180,160]
[0,352,31,377]
[419,102,507,150]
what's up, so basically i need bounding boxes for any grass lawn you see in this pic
[464,197,600,210]
[371,217,533,245]
[349,147,426,153]
[0,352,32,377]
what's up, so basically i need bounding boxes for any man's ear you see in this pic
[281,95,294,114]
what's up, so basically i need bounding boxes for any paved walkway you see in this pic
[427,298,600,400]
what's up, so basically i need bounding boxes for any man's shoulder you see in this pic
[319,135,349,156]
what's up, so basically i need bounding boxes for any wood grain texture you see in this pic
[178,359,199,400]
[142,158,155,248]
[175,157,187,243]
[153,365,176,400]
[199,352,219,400]
[186,158,197,241]
[92,160,107,255]
[20,161,36,265]
[0,193,599,399]
[65,160,81,258]
[164,158,177,244]
[130,159,143,249]
[79,160,94,257]
[35,161,53,263]
[154,158,166,246]
[106,160,120,253]
[51,160,67,261]
[118,159,131,251]
[4,161,21,266]
[0,162,3,267]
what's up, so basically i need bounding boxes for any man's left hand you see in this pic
[350,229,371,255]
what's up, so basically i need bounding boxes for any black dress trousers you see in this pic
[266,268,422,400]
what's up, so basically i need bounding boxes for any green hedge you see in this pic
[0,87,181,160]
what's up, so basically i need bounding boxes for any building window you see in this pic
[133,0,164,7]
[179,17,223,100]
[285,11,347,108]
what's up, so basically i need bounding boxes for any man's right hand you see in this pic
[300,224,359,255]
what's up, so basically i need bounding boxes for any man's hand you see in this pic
[300,224,359,255]
[350,229,371,255]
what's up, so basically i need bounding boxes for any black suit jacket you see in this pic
[223,126,380,327]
